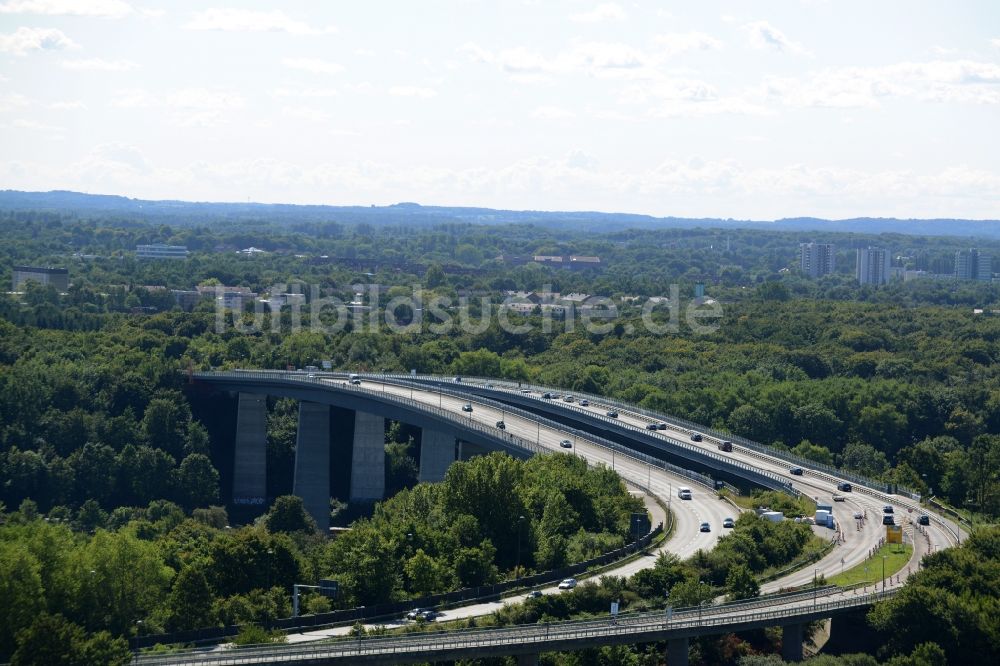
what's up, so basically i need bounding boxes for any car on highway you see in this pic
[521,389,532,394]
[789,467,803,476]
[495,420,505,430]
[699,522,711,532]
[417,610,440,621]
[853,511,864,520]
[462,404,473,412]
[722,517,735,529]
[307,373,316,378]
[882,515,895,525]
[563,395,575,403]
[837,482,853,492]
[350,378,362,385]
[406,608,429,620]
[883,505,894,514]
[918,514,930,526]
[349,373,359,381]
[542,392,554,399]
[677,487,692,500]
[718,440,733,452]
[527,590,543,599]
[560,439,573,448]
[606,410,619,418]
[690,432,702,441]
[657,422,667,430]
[557,578,577,590]
[453,376,462,383]
[646,423,660,430]
[579,399,589,406]
[833,494,846,502]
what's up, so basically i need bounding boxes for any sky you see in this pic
[1,0,999,220]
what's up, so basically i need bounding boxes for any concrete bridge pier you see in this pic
[516,654,539,666]
[666,636,689,665]
[419,428,457,482]
[782,622,804,662]
[233,393,268,505]
[294,401,330,532]
[350,411,385,501]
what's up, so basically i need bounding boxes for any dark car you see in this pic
[418,610,439,621]
[527,590,543,599]
[882,515,895,525]
[657,422,667,430]
[462,404,473,412]
[722,517,735,529]
[606,410,618,418]
[918,514,930,526]
[837,482,852,492]
[560,439,573,448]
[883,505,894,514]
[718,441,733,452]
[789,467,803,476]
[453,376,462,383]
[690,433,703,442]
[495,420,505,430]
[699,522,711,532]
[542,392,554,399]
[646,423,660,430]
[406,608,428,620]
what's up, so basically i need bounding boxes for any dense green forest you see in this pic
[2,209,1000,663]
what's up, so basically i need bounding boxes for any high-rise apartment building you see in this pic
[955,249,992,281]
[856,247,891,286]
[799,243,835,277]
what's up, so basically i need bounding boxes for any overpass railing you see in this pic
[134,587,897,664]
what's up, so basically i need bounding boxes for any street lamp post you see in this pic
[813,568,818,608]
[265,548,275,627]
[882,555,887,591]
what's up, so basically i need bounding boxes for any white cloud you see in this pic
[11,117,64,131]
[654,32,723,56]
[271,87,338,98]
[282,106,329,122]
[742,20,810,56]
[48,100,86,109]
[110,87,245,126]
[0,26,76,55]
[388,85,436,98]
[761,60,1000,108]
[0,0,132,18]
[281,57,344,74]
[60,58,138,71]
[185,8,335,35]
[931,45,957,56]
[992,38,1000,50]
[571,3,626,24]
[532,105,575,120]
[0,92,30,112]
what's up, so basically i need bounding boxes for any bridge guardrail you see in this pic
[134,587,898,664]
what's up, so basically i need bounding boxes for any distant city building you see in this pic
[799,243,836,277]
[856,247,891,286]
[954,249,992,281]
[170,290,201,310]
[568,255,601,269]
[12,265,69,292]
[136,244,189,260]
[694,283,705,299]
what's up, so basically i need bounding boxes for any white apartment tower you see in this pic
[799,243,835,277]
[856,247,891,286]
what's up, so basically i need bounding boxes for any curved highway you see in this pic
[182,370,964,656]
